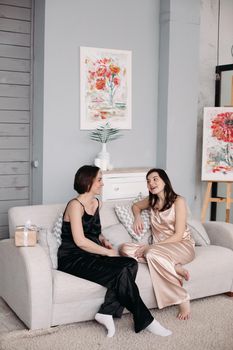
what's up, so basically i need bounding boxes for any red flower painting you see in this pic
[80,47,132,130]
[88,58,121,107]
[211,112,233,143]
[202,108,233,181]
[209,111,233,173]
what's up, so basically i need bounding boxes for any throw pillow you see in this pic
[114,194,151,241]
[48,212,63,269]
[52,212,63,246]
[187,218,210,246]
[38,227,50,258]
[38,213,63,269]
[47,229,60,269]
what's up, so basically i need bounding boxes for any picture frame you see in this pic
[80,46,132,130]
[201,107,233,181]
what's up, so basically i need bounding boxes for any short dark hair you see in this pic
[146,168,178,211]
[74,165,100,194]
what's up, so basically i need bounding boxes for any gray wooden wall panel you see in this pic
[0,71,30,84]
[0,149,29,161]
[0,136,29,148]
[0,227,8,239]
[0,110,30,123]
[0,0,32,239]
[0,187,29,200]
[0,18,30,33]
[0,124,29,136]
[0,198,29,238]
[0,162,29,174]
[0,213,7,226]
[0,96,29,109]
[0,85,29,97]
[0,57,30,72]
[0,199,28,212]
[0,5,31,20]
[0,0,31,8]
[0,44,30,59]
[0,31,30,46]
[0,174,29,187]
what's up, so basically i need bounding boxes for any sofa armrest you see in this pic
[203,221,233,250]
[0,239,53,329]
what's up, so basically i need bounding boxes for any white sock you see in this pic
[146,319,172,337]
[95,313,115,337]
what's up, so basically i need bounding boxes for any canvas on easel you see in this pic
[201,107,233,222]
[201,107,233,181]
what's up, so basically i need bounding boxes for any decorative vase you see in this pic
[96,143,110,171]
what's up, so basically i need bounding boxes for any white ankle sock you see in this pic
[95,313,115,337]
[146,319,172,337]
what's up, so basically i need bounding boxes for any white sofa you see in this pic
[0,201,233,330]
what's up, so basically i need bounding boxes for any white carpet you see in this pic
[0,295,233,350]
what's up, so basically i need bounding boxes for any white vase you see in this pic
[97,143,110,171]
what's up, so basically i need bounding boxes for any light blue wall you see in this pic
[42,0,160,203]
[157,0,200,211]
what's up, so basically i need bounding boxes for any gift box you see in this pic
[14,225,38,247]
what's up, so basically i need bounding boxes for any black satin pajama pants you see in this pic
[58,251,153,333]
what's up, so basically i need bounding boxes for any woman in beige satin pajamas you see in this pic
[120,168,195,320]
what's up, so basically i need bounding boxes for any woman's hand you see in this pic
[134,244,147,259]
[99,234,113,249]
[101,238,113,249]
[133,216,144,235]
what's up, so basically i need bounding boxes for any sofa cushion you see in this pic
[187,218,210,246]
[185,245,233,298]
[53,261,156,307]
[53,270,106,304]
[102,223,131,249]
[100,200,126,228]
[114,197,151,241]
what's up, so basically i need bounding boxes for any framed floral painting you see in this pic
[80,46,132,129]
[202,107,233,181]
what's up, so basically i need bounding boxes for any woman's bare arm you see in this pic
[132,197,149,234]
[68,201,117,256]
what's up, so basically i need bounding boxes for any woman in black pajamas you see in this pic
[58,165,171,338]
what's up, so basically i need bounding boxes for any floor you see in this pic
[0,298,25,335]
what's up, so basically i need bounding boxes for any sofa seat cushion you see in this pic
[53,261,156,306]
[135,262,157,308]
[53,246,233,306]
[102,223,131,249]
[185,245,233,298]
[53,270,106,304]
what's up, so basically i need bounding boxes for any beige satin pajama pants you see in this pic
[120,241,195,309]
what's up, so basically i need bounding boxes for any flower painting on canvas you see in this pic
[80,47,132,129]
[202,107,233,181]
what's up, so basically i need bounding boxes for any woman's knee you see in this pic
[119,257,138,276]
[144,245,159,260]
[119,243,132,256]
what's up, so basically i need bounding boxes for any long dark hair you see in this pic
[147,168,178,211]
[74,165,100,194]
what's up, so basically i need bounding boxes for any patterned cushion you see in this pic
[38,212,63,269]
[114,194,151,241]
[52,212,63,246]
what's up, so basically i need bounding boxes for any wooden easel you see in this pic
[201,182,233,223]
